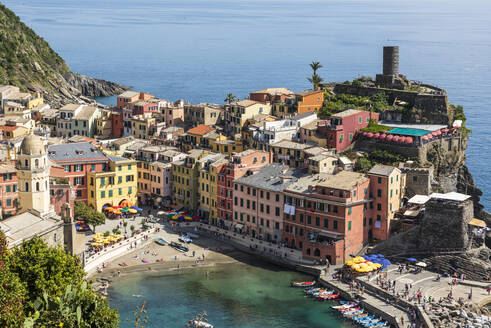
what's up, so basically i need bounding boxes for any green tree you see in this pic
[74,201,106,232]
[224,93,236,104]
[0,231,26,328]
[130,225,135,236]
[123,221,128,234]
[307,74,323,90]
[309,61,322,75]
[5,236,119,328]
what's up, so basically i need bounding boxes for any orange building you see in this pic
[296,90,324,114]
[367,165,403,241]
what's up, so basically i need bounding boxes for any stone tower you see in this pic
[17,133,52,217]
[62,203,75,255]
[376,46,406,89]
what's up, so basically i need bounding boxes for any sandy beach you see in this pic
[90,224,248,280]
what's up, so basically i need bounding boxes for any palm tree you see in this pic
[310,61,322,75]
[123,221,128,234]
[224,93,236,104]
[130,225,135,236]
[307,74,324,90]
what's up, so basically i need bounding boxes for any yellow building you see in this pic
[27,94,44,109]
[131,114,156,140]
[210,139,244,155]
[196,154,226,222]
[181,124,216,152]
[225,100,272,136]
[172,149,209,212]
[96,109,112,138]
[87,155,138,211]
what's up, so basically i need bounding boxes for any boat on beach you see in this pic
[155,237,167,246]
[291,280,315,287]
[170,241,189,252]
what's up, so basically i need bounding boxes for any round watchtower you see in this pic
[383,46,399,77]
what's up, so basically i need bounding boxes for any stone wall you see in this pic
[332,84,449,124]
[400,166,434,197]
[418,199,474,250]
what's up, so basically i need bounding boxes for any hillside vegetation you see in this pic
[0,3,126,105]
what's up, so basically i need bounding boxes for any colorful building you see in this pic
[87,155,138,212]
[48,142,109,203]
[267,140,312,168]
[181,124,216,152]
[296,89,324,114]
[249,88,294,103]
[197,153,226,222]
[233,163,301,241]
[321,109,378,153]
[217,149,273,228]
[0,125,28,140]
[184,103,221,128]
[283,171,370,264]
[172,149,209,212]
[0,162,18,216]
[224,100,272,136]
[367,165,403,241]
[131,114,156,140]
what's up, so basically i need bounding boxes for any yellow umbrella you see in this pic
[171,215,179,220]
[184,216,193,220]
[128,209,137,214]
[345,260,355,266]
[114,210,122,215]
[352,264,361,270]
[103,240,111,244]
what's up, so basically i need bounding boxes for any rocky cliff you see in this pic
[0,3,127,106]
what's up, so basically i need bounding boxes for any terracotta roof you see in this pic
[187,124,214,136]
[0,125,24,132]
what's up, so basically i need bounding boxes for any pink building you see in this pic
[233,163,302,242]
[322,109,378,152]
[217,150,272,228]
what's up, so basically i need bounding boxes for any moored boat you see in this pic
[291,280,315,287]
[170,241,189,252]
[155,237,167,246]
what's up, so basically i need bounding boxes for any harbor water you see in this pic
[108,262,348,328]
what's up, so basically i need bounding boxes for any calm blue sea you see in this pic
[108,262,348,328]
[5,0,491,209]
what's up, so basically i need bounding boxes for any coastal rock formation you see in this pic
[0,3,127,106]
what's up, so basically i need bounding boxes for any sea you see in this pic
[4,0,491,209]
[108,262,347,328]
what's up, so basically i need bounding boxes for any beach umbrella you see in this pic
[352,264,361,270]
[381,259,392,266]
[380,133,387,140]
[407,258,417,262]
[346,260,355,266]
[374,133,380,139]
[120,208,128,213]
[177,216,185,222]
[386,135,394,141]
[171,215,179,220]
[192,216,200,220]
[184,216,193,220]
[405,137,413,144]
[131,206,143,211]
[416,262,427,267]
[128,209,137,214]
[114,210,122,215]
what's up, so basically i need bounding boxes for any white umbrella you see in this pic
[415,262,427,267]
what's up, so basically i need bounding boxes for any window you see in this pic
[333,220,338,230]
[101,191,106,198]
[90,177,94,186]
[119,188,122,195]
[128,165,132,170]
[333,205,338,213]
[90,191,94,198]
[377,215,381,221]
[349,133,353,141]
[378,177,382,184]
[25,182,29,192]
[390,189,393,198]
[109,190,113,197]
[377,189,382,197]
[13,185,17,192]
[91,164,96,172]
[363,217,367,227]
[348,207,352,215]
[358,116,362,124]
[76,190,82,197]
[413,176,418,182]
[275,194,279,202]
[275,207,280,216]
[100,178,105,186]
[36,182,40,191]
[6,199,11,206]
[340,134,344,142]
[6,185,10,193]
[234,197,238,206]
[377,203,382,211]
[307,216,311,224]
[324,219,328,228]
[118,165,122,171]
[128,187,133,194]
[348,221,352,231]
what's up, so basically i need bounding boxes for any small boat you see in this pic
[155,238,167,246]
[178,235,192,243]
[291,280,315,287]
[193,320,213,328]
[186,232,199,239]
[332,302,358,309]
[317,293,339,300]
[170,241,189,252]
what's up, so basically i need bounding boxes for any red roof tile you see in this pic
[187,124,214,136]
